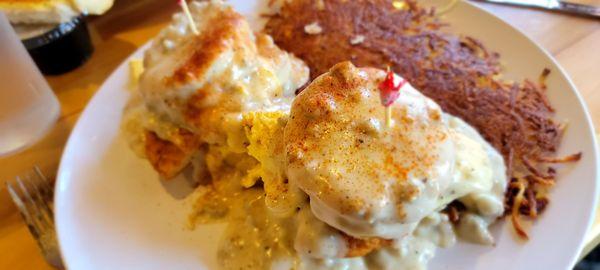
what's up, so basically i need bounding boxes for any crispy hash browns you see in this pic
[264,0,581,239]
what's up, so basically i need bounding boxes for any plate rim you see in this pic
[462,1,599,266]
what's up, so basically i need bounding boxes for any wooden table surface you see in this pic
[0,0,598,269]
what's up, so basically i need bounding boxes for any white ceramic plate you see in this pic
[55,1,599,269]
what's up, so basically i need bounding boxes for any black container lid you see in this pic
[21,15,94,75]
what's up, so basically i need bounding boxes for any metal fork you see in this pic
[6,167,64,269]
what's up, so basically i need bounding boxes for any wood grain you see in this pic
[0,0,598,269]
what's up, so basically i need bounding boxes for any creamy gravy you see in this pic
[125,3,508,268]
[138,0,308,146]
[183,63,507,270]
[284,62,506,241]
[192,181,456,270]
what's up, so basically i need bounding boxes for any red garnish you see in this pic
[378,70,407,106]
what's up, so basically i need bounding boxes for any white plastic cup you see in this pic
[0,12,60,157]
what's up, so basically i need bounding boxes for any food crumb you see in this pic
[162,39,175,51]
[350,35,365,45]
[392,0,408,10]
[304,22,323,35]
[316,0,325,10]
[128,58,144,89]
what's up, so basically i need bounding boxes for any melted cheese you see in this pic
[0,0,77,24]
[0,0,113,24]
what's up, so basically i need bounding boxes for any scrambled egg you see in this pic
[222,111,303,216]
[241,111,287,188]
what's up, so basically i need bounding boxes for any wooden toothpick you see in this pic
[385,105,392,128]
[385,66,392,128]
[178,0,199,35]
[378,66,407,129]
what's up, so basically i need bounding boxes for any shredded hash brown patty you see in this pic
[265,0,581,239]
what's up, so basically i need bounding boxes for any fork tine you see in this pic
[7,168,65,269]
[28,170,55,224]
[28,173,55,229]
[16,176,52,232]
[34,166,54,202]
[6,181,41,239]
